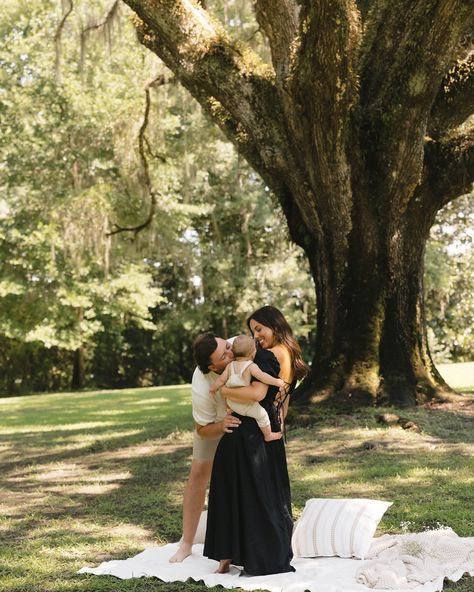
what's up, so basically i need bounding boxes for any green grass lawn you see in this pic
[1,373,473,592]
[438,361,474,389]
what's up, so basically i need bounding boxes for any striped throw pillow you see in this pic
[292,498,392,559]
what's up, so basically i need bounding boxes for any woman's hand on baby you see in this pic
[276,379,287,395]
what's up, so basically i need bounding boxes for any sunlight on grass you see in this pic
[438,362,474,388]
[74,483,122,495]
[1,421,117,435]
[299,466,353,482]
[128,397,172,405]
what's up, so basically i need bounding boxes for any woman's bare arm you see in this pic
[270,344,293,419]
[249,363,285,389]
[221,381,268,403]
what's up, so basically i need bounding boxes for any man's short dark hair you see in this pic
[194,332,218,374]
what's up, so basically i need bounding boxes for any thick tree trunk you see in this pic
[294,198,455,407]
[71,307,85,389]
[72,345,86,389]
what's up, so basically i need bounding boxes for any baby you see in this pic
[209,335,285,442]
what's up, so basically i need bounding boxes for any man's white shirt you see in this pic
[191,367,228,426]
[191,336,235,427]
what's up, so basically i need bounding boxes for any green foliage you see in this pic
[425,194,474,362]
[0,0,164,392]
[0,0,315,393]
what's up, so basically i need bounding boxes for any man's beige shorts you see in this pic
[192,430,222,462]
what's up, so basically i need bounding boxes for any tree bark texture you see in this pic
[72,345,86,389]
[71,307,85,389]
[123,0,474,406]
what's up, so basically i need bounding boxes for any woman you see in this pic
[203,306,308,575]
[247,305,309,426]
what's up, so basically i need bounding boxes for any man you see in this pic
[169,332,241,563]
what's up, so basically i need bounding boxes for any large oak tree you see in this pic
[122,0,474,406]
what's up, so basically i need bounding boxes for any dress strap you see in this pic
[275,384,291,443]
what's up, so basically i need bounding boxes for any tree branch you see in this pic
[360,0,472,215]
[196,93,317,250]
[290,0,361,128]
[54,0,74,85]
[282,1,361,270]
[108,75,167,237]
[123,0,286,167]
[80,0,121,73]
[429,52,474,134]
[122,0,327,242]
[423,127,474,209]
[253,0,300,82]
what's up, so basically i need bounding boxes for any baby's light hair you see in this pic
[232,335,256,358]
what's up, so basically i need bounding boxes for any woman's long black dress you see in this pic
[203,349,295,575]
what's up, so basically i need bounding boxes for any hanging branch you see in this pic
[108,75,170,237]
[144,136,167,163]
[54,0,74,85]
[80,0,121,74]
[143,75,174,163]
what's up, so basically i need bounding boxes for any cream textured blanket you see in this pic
[356,529,474,589]
[79,532,474,592]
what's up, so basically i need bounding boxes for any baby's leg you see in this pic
[261,424,283,442]
[251,404,282,441]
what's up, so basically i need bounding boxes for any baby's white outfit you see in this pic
[225,360,270,428]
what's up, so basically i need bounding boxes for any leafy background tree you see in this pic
[425,194,474,363]
[0,0,315,394]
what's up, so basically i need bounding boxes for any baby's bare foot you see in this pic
[169,543,192,563]
[215,559,231,573]
[264,431,283,442]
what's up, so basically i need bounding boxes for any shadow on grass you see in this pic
[412,408,474,443]
[1,389,473,592]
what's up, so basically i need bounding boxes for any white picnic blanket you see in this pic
[78,531,474,592]
[356,528,474,589]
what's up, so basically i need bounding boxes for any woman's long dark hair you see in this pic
[247,305,309,381]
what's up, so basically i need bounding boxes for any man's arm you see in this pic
[195,412,241,438]
[221,381,268,403]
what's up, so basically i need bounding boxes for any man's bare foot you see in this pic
[264,431,283,442]
[169,543,192,563]
[215,559,231,573]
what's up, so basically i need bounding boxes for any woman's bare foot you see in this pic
[215,559,231,573]
[169,543,192,563]
[264,431,283,442]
